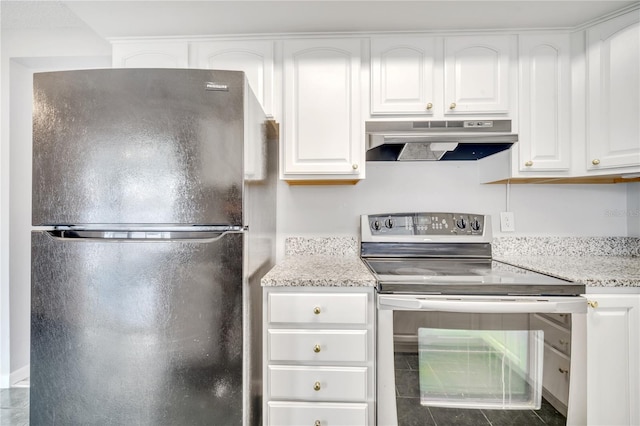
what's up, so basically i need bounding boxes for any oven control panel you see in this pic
[366,212,485,236]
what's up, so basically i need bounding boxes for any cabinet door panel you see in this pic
[283,39,363,178]
[519,34,571,171]
[588,13,640,170]
[112,42,188,68]
[371,37,436,114]
[191,40,274,115]
[586,294,640,426]
[444,36,513,114]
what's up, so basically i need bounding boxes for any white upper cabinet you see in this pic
[443,35,515,115]
[190,40,275,115]
[112,42,189,68]
[370,35,516,117]
[587,11,640,171]
[282,38,364,182]
[370,37,437,115]
[518,33,572,172]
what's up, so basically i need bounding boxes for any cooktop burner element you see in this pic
[360,212,585,296]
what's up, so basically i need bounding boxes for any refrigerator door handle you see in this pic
[46,229,244,242]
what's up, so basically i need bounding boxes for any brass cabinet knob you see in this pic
[352,163,359,170]
[313,344,321,353]
[449,102,457,110]
[525,161,533,167]
[558,367,569,374]
[559,339,568,345]
[314,421,321,426]
[313,306,321,315]
[426,102,433,110]
[313,381,321,391]
[588,300,599,309]
[592,159,601,165]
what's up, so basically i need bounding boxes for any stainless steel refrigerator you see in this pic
[30,68,277,425]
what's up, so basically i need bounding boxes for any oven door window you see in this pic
[416,327,543,409]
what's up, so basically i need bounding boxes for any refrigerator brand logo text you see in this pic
[206,82,229,91]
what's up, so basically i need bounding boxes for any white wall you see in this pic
[0,26,111,387]
[275,161,631,259]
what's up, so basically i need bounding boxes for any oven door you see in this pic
[377,294,588,426]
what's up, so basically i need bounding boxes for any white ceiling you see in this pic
[2,1,638,39]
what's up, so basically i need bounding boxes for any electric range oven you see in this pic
[360,212,587,426]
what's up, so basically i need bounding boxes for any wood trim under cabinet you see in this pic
[485,176,640,184]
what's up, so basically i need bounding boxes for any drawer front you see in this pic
[268,292,368,325]
[532,314,571,355]
[268,366,367,401]
[542,343,570,407]
[268,330,367,362]
[268,401,368,426]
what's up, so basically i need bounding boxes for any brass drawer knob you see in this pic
[588,300,599,309]
[313,306,321,315]
[352,163,359,170]
[449,102,457,110]
[313,381,321,391]
[426,102,433,110]
[313,344,321,353]
[314,421,321,426]
[525,161,533,167]
[592,159,601,165]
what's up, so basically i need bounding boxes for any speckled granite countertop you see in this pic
[261,255,376,287]
[493,236,640,288]
[262,236,640,289]
[494,256,640,288]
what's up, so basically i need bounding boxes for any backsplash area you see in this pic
[493,237,640,257]
[285,236,358,256]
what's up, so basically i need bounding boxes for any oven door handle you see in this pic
[378,296,587,314]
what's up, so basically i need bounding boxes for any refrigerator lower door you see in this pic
[31,230,245,425]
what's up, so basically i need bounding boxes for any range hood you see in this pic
[366,119,517,161]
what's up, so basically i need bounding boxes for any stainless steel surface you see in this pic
[33,68,245,226]
[365,119,517,161]
[31,69,278,426]
[31,231,245,425]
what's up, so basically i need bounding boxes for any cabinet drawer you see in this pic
[268,330,367,362]
[532,314,571,355]
[268,401,368,426]
[268,292,368,325]
[268,366,367,401]
[542,343,570,407]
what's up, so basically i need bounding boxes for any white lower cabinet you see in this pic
[585,293,640,426]
[263,287,375,426]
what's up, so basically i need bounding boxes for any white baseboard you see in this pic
[9,364,29,387]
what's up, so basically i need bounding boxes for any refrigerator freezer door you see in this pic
[33,68,246,226]
[31,230,244,425]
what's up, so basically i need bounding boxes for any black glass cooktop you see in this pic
[363,258,585,296]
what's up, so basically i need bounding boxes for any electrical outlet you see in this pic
[500,212,515,232]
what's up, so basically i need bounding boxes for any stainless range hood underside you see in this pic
[366,120,518,161]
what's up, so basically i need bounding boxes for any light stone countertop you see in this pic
[261,255,376,287]
[495,255,640,288]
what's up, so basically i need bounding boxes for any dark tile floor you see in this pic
[0,388,29,426]
[396,352,567,426]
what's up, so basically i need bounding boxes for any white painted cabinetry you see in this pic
[517,33,572,173]
[190,40,275,116]
[586,11,640,172]
[370,35,516,117]
[281,38,365,183]
[112,41,189,68]
[585,293,640,426]
[263,287,375,426]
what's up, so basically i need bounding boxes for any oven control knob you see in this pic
[371,220,381,231]
[384,218,394,229]
[456,218,467,229]
[471,219,481,231]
